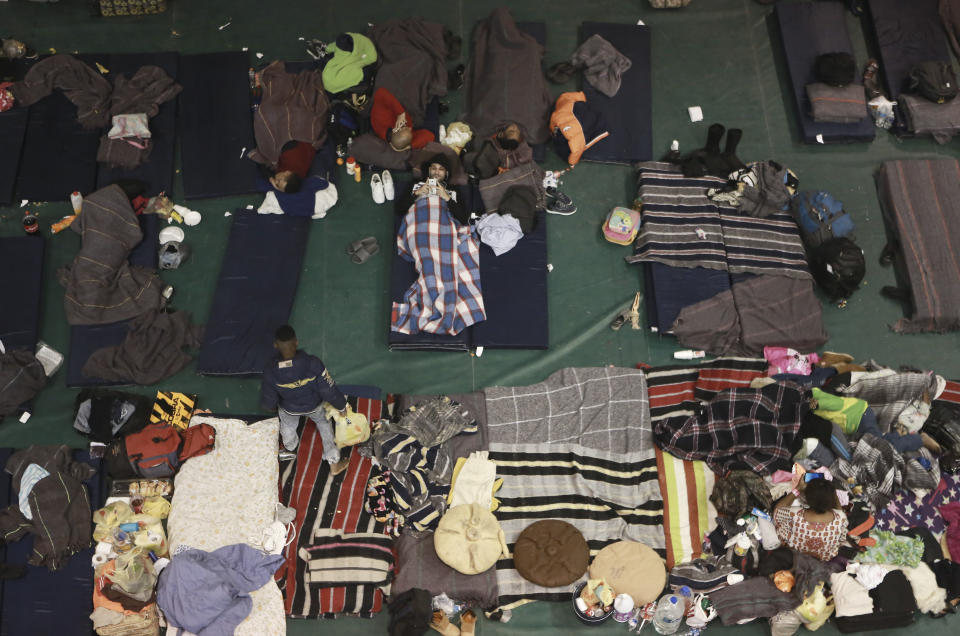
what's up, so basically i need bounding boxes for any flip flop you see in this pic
[346,236,378,255]
[351,241,380,264]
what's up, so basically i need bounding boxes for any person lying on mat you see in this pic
[773,476,848,562]
[466,121,533,179]
[264,140,316,193]
[398,154,468,225]
[370,87,435,152]
[260,325,347,467]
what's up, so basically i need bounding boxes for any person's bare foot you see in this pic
[430,610,460,636]
[921,432,942,454]
[459,610,477,636]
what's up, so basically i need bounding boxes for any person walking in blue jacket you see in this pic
[260,325,346,463]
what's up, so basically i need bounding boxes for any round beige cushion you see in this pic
[513,520,590,587]
[434,503,506,575]
[588,541,665,605]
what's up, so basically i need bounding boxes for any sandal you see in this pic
[430,611,460,636]
[351,241,380,264]
[346,236,378,256]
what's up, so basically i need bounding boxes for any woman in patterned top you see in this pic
[773,478,848,561]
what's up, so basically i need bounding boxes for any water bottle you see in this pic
[677,585,694,613]
[653,594,685,635]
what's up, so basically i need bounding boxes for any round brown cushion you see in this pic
[588,541,665,605]
[513,520,589,587]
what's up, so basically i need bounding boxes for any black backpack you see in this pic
[922,401,960,473]
[808,237,865,301]
[909,61,959,103]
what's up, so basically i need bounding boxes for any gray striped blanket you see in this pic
[484,368,664,609]
[627,162,810,280]
[876,159,960,333]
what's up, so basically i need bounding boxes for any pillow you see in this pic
[349,133,410,170]
[814,52,856,87]
[806,83,867,124]
[588,541,666,605]
[434,503,506,575]
[513,520,590,587]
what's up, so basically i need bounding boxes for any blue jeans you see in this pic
[278,406,338,460]
[857,407,922,453]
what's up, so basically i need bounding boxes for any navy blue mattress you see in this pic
[0,448,107,636]
[96,52,180,195]
[196,211,311,375]
[179,52,259,199]
[868,0,950,100]
[776,1,875,144]
[388,183,549,351]
[644,262,731,333]
[65,213,161,387]
[16,54,101,202]
[0,106,28,206]
[580,23,652,164]
[0,237,44,352]
[472,211,548,349]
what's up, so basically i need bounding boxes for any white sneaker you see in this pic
[370,173,385,204]
[381,170,395,201]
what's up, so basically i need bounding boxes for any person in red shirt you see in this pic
[370,87,435,152]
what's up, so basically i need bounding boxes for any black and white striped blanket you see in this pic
[484,367,664,609]
[627,162,811,280]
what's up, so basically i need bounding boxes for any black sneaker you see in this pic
[545,186,577,215]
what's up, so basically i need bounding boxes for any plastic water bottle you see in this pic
[677,585,694,613]
[653,594,685,635]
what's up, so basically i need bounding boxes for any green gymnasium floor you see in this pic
[2,1,960,634]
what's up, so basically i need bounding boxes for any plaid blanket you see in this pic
[834,369,939,432]
[484,367,663,609]
[653,381,806,475]
[391,196,485,335]
[643,357,768,569]
[484,367,652,452]
[833,434,940,510]
[627,162,810,279]
[277,394,388,618]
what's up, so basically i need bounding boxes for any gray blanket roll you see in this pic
[806,82,868,124]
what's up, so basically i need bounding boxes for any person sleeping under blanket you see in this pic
[391,159,485,336]
[256,141,338,219]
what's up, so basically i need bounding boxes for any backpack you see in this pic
[808,237,865,301]
[922,401,960,473]
[790,191,855,248]
[909,61,959,104]
[121,421,182,478]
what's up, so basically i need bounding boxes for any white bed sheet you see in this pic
[166,416,285,636]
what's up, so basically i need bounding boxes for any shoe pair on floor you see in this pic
[370,170,395,204]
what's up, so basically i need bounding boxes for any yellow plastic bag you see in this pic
[324,403,370,448]
[796,582,834,631]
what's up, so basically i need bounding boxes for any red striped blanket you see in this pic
[277,394,390,618]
